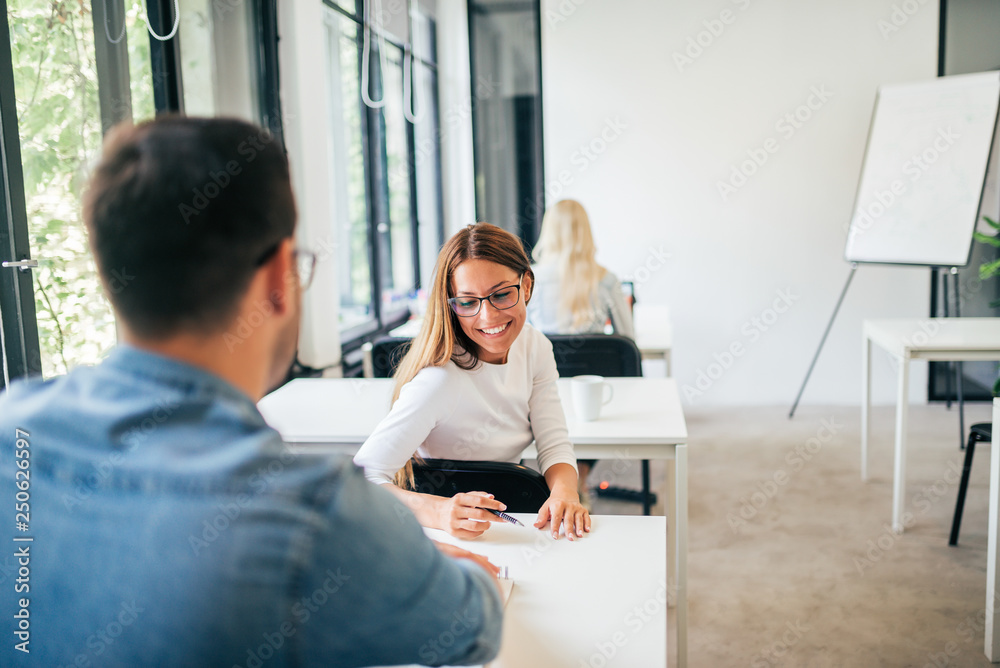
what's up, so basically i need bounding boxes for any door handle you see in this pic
[1,259,38,273]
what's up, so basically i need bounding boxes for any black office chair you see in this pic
[546,334,642,378]
[544,334,655,515]
[950,422,992,546]
[370,337,412,378]
[411,459,550,513]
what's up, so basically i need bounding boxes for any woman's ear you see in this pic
[522,272,533,303]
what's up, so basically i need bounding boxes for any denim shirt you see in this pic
[0,346,502,667]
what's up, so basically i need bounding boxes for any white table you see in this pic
[987,398,1000,662]
[861,318,1000,533]
[259,377,688,667]
[414,514,668,668]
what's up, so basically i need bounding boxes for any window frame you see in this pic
[0,0,284,388]
[0,0,41,390]
[323,1,445,375]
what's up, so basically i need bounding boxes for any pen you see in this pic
[482,507,524,526]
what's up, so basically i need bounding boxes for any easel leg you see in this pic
[790,264,858,418]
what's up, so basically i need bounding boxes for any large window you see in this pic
[324,1,444,359]
[469,0,544,247]
[0,0,281,387]
[4,0,155,379]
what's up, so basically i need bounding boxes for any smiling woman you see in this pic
[353,222,592,542]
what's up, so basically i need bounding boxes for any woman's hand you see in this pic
[432,540,501,578]
[534,492,591,540]
[437,491,507,539]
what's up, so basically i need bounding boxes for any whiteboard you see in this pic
[844,71,1000,266]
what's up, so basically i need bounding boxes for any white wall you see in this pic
[541,0,939,406]
[279,1,341,371]
[437,1,478,235]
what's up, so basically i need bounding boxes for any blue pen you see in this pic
[482,507,524,526]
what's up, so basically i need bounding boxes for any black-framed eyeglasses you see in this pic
[448,276,523,317]
[256,242,317,291]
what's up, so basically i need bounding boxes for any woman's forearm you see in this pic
[383,483,445,529]
[544,462,580,499]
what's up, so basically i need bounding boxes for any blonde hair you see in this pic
[532,199,607,330]
[391,223,534,488]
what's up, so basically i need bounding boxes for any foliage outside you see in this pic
[10,0,153,377]
[972,215,1000,395]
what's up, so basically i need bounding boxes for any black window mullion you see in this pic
[147,0,183,113]
[360,32,384,328]
[254,0,285,148]
[0,0,41,387]
[405,56,421,288]
[368,47,394,325]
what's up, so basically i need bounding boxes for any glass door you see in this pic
[0,0,155,382]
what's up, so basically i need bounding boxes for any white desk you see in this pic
[861,318,1000,533]
[987,398,1000,662]
[258,377,688,667]
[415,514,667,668]
[633,304,673,376]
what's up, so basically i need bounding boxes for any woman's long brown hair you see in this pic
[391,222,534,489]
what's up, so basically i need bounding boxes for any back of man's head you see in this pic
[84,117,296,340]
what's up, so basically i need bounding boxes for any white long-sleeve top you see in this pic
[353,324,577,485]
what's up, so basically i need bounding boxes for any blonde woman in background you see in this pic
[527,199,636,501]
[527,199,634,339]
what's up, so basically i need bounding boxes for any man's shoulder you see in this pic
[0,368,85,426]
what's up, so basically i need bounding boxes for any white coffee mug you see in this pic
[571,375,614,421]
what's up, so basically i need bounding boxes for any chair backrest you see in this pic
[411,459,550,513]
[370,337,413,378]
[545,334,642,378]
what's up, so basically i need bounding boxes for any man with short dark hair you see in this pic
[0,117,502,667]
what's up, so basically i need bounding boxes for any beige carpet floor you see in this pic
[584,402,998,667]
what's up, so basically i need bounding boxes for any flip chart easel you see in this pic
[789,71,1000,417]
